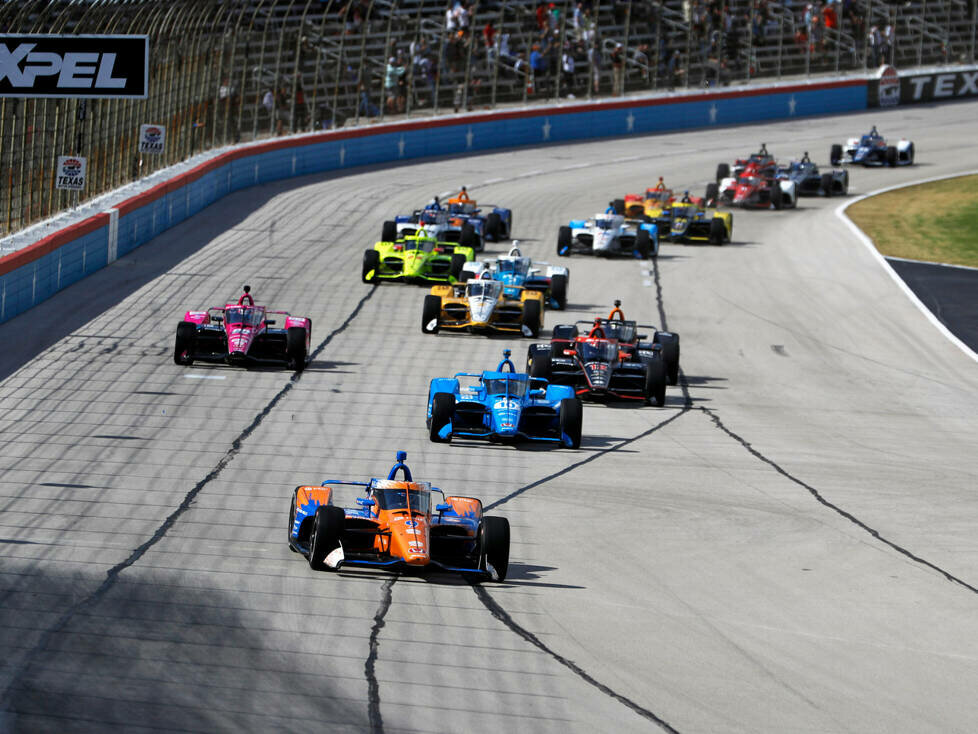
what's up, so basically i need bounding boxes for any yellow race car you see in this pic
[421,276,544,337]
[615,179,733,245]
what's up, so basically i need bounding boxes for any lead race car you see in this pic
[830,125,914,167]
[173,285,311,370]
[288,451,510,581]
[427,349,583,448]
[557,212,659,258]
[421,273,544,337]
[462,244,570,309]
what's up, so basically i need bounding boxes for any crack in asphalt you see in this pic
[366,577,396,734]
[0,286,378,712]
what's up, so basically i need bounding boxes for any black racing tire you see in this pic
[559,397,583,449]
[716,162,730,183]
[174,321,196,365]
[429,392,455,443]
[841,171,849,195]
[636,228,652,259]
[459,269,473,282]
[557,226,572,256]
[308,505,344,571]
[907,143,914,165]
[771,183,783,210]
[612,198,625,215]
[645,358,667,407]
[550,273,568,310]
[521,299,542,338]
[504,213,514,238]
[709,217,726,246]
[654,333,681,386]
[381,220,397,242]
[286,326,307,371]
[486,212,502,241]
[886,145,897,166]
[529,352,551,379]
[704,182,719,206]
[450,253,466,280]
[460,222,477,249]
[481,516,510,582]
[422,295,441,334]
[830,144,842,166]
[821,172,834,196]
[288,492,299,551]
[362,249,380,283]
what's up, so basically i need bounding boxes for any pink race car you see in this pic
[173,285,311,370]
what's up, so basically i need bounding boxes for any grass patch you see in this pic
[847,174,978,268]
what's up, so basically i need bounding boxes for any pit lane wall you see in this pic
[0,78,866,324]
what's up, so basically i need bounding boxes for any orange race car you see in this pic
[288,451,510,581]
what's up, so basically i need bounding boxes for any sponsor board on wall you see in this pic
[0,34,148,98]
[138,124,165,154]
[55,156,87,190]
[868,64,978,107]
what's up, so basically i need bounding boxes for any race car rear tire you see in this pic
[429,393,455,443]
[450,253,466,280]
[486,212,502,241]
[521,299,542,338]
[505,213,514,238]
[288,493,300,551]
[362,249,380,283]
[286,327,307,371]
[830,144,842,166]
[645,359,667,407]
[704,182,719,207]
[771,184,783,210]
[460,223,477,249]
[459,269,473,282]
[612,198,625,215]
[716,163,730,183]
[654,332,681,385]
[173,322,196,365]
[308,505,344,571]
[636,229,652,259]
[381,220,397,242]
[481,516,510,582]
[709,217,726,246]
[559,397,583,449]
[557,226,572,256]
[422,295,441,334]
[906,143,914,165]
[821,172,834,197]
[550,274,568,309]
[529,352,551,379]
[841,171,849,195]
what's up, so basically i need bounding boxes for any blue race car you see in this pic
[427,349,583,448]
[830,126,915,167]
[461,244,570,309]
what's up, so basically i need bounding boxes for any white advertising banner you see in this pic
[55,156,87,190]
[138,124,165,154]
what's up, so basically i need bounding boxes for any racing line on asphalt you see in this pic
[0,286,380,712]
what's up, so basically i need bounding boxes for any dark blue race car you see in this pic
[426,349,583,448]
[831,126,915,167]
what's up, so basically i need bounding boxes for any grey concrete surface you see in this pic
[1,101,977,734]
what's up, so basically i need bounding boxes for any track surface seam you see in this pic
[0,286,379,711]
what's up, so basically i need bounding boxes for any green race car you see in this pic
[362,233,475,285]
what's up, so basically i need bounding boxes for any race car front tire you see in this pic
[174,322,196,365]
[771,184,783,210]
[450,253,466,281]
[288,493,300,552]
[429,393,455,443]
[362,249,380,283]
[422,295,441,334]
[709,217,726,245]
[286,327,307,371]
[645,359,667,407]
[460,223,478,250]
[480,516,510,582]
[308,505,345,571]
[830,144,843,166]
[521,299,542,338]
[529,352,552,379]
[716,162,730,183]
[612,198,625,215]
[886,146,898,166]
[704,182,719,207]
[559,397,583,449]
[636,229,652,259]
[381,220,397,242]
[550,274,568,309]
[486,212,502,241]
[557,226,572,256]
[821,173,834,197]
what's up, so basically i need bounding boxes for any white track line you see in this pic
[184,374,227,379]
[835,169,978,363]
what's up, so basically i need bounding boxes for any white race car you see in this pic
[462,245,570,309]
[557,214,659,259]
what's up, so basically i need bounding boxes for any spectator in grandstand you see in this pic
[536,2,548,31]
[446,2,458,33]
[822,0,838,32]
[572,2,585,37]
[358,82,380,117]
[588,44,602,94]
[561,43,577,95]
[385,56,406,114]
[610,42,624,96]
[261,88,275,131]
[867,24,881,67]
[882,22,894,64]
[483,19,497,66]
[667,48,684,88]
[530,43,548,95]
[633,43,651,85]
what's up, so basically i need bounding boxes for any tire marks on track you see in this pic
[366,577,396,734]
[0,286,379,711]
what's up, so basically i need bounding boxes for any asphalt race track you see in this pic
[1,100,977,734]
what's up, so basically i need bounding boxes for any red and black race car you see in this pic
[524,307,669,406]
[710,144,797,210]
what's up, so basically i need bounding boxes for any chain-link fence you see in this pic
[2,0,976,236]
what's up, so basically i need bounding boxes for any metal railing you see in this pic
[1,0,975,237]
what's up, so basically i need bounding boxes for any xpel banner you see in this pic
[0,34,148,98]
